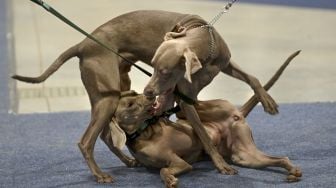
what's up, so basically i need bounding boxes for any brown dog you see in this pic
[112,53,301,187]
[143,16,295,173]
[12,10,288,182]
[112,92,301,188]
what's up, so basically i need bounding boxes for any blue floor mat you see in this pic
[1,102,336,188]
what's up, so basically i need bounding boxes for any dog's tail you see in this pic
[239,50,301,117]
[12,44,79,83]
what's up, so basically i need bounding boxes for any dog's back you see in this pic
[78,10,189,63]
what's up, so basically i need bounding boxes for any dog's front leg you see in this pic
[180,101,237,175]
[160,154,193,188]
[100,126,140,167]
[221,60,279,115]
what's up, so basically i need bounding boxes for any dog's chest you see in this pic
[128,138,168,168]
[127,125,198,168]
[126,126,168,168]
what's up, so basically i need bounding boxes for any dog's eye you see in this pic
[159,69,170,75]
[127,102,134,108]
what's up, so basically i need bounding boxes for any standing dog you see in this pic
[112,53,302,187]
[143,16,290,173]
[13,10,281,182]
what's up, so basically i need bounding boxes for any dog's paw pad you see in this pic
[287,167,302,182]
[165,175,178,188]
[219,165,238,175]
[287,175,300,182]
[96,173,114,183]
[290,167,302,177]
[126,159,141,168]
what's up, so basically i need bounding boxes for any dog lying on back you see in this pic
[109,56,302,187]
[111,91,301,188]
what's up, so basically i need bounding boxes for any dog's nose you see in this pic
[144,87,155,98]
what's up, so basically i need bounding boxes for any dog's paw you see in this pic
[287,166,302,182]
[125,158,142,168]
[219,166,238,175]
[287,175,300,182]
[257,91,279,115]
[164,174,178,188]
[96,172,114,184]
[213,156,238,175]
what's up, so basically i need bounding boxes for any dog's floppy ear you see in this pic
[109,118,126,150]
[183,48,202,83]
[164,24,187,41]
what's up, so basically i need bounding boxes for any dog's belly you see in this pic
[131,147,167,168]
[204,121,233,158]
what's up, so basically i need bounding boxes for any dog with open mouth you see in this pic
[110,91,302,188]
[143,15,300,173]
[151,88,176,116]
[110,55,302,187]
[12,8,300,181]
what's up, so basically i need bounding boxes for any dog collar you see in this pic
[173,88,195,105]
[126,105,181,141]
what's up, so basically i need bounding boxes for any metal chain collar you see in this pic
[190,0,237,62]
[201,25,216,62]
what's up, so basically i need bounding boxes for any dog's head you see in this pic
[143,34,202,113]
[109,90,155,149]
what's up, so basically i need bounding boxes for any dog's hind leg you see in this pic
[98,55,135,167]
[232,151,302,182]
[160,154,193,188]
[100,126,140,167]
[78,95,120,183]
[230,120,302,182]
[77,55,122,183]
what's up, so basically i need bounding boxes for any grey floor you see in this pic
[11,0,336,113]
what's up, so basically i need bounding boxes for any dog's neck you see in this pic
[175,14,208,31]
[140,120,164,140]
[126,119,165,144]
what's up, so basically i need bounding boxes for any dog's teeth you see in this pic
[149,95,162,115]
